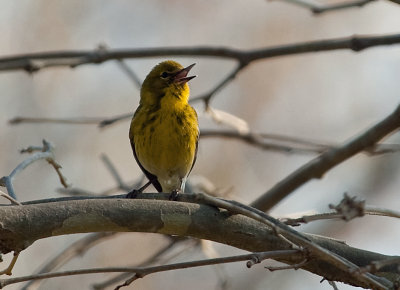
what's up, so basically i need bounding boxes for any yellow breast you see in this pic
[130,98,198,192]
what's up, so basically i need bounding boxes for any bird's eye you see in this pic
[160,72,169,78]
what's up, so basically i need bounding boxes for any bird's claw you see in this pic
[126,189,140,199]
[169,190,180,201]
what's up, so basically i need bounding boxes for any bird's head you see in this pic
[140,60,196,106]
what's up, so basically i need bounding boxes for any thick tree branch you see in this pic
[0,196,398,288]
[250,104,400,212]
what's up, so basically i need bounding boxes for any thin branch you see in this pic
[201,130,329,154]
[1,34,400,73]
[115,239,202,289]
[189,193,389,289]
[115,59,142,88]
[0,250,298,289]
[0,140,68,199]
[98,43,142,89]
[282,203,400,226]
[98,113,133,128]
[265,258,308,271]
[278,0,377,14]
[327,280,340,290]
[93,237,197,290]
[58,154,143,197]
[365,205,400,219]
[100,154,131,192]
[0,190,21,205]
[46,158,68,188]
[115,250,299,289]
[0,252,20,276]
[57,180,139,196]
[311,0,376,14]
[9,115,400,156]
[9,116,105,125]
[201,129,400,155]
[191,62,247,105]
[250,104,400,212]
[21,233,115,290]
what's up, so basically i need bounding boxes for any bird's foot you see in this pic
[169,189,181,201]
[126,181,153,198]
[126,189,140,199]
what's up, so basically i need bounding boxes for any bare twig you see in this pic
[114,59,142,89]
[205,107,250,133]
[57,181,139,196]
[93,237,198,290]
[98,43,142,89]
[327,280,340,290]
[0,250,298,289]
[201,129,329,154]
[282,203,400,226]
[0,139,68,277]
[283,194,400,226]
[21,233,115,290]
[0,140,68,199]
[115,250,299,289]
[201,129,400,155]
[250,104,400,212]
[57,178,143,197]
[0,190,21,205]
[9,116,105,125]
[278,0,376,14]
[1,34,400,73]
[98,113,133,128]
[265,258,308,271]
[100,154,131,192]
[189,192,389,289]
[191,62,247,105]
[0,252,19,276]
[46,158,68,188]
[9,117,400,156]
[59,154,142,197]
[365,205,400,219]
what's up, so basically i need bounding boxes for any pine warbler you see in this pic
[128,60,198,195]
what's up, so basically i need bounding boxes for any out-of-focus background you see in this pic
[1,1,400,289]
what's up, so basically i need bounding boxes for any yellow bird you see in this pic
[128,60,199,196]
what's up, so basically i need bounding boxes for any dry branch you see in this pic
[0,195,398,288]
[0,140,68,200]
[278,0,377,14]
[250,104,400,212]
[0,34,399,73]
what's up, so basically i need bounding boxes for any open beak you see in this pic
[173,63,196,84]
